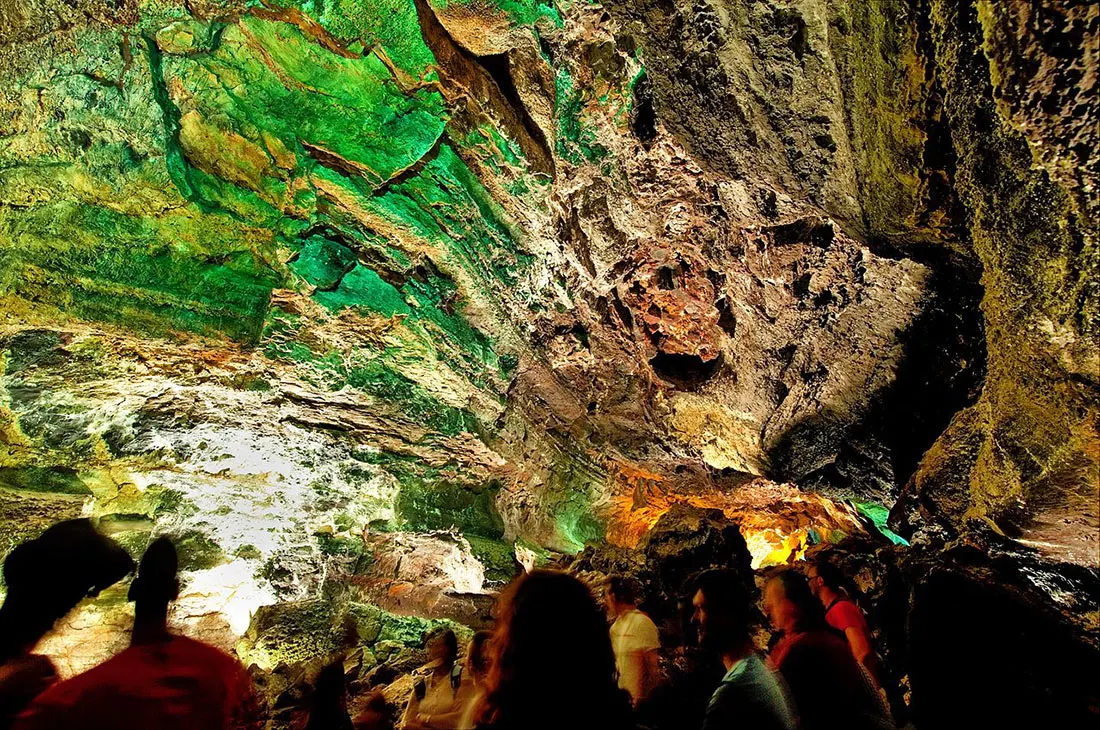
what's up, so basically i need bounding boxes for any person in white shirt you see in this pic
[402,629,471,730]
[456,631,492,730]
[605,575,661,706]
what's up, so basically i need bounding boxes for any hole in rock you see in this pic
[611,293,635,329]
[656,266,677,290]
[649,351,723,389]
[631,71,658,147]
[716,298,737,337]
[771,217,834,247]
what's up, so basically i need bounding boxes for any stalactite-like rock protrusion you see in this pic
[1,0,1097,718]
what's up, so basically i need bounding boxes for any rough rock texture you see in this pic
[815,531,1100,729]
[905,544,1099,728]
[1,0,938,604]
[566,504,756,637]
[891,0,1098,566]
[0,0,1097,719]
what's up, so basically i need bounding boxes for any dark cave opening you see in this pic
[649,351,723,389]
[631,71,658,147]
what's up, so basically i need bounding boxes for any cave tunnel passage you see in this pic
[1,0,1098,726]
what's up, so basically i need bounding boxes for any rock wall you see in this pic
[892,0,1098,565]
[0,0,1096,685]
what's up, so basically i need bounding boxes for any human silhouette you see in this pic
[691,569,796,730]
[457,631,492,730]
[0,519,133,729]
[605,575,661,706]
[306,657,353,730]
[763,571,892,730]
[806,559,883,685]
[471,569,634,730]
[636,589,725,730]
[401,628,470,729]
[354,690,396,730]
[13,536,260,730]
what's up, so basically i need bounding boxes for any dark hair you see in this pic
[692,569,753,643]
[468,630,493,679]
[0,519,134,660]
[306,657,350,730]
[361,690,389,713]
[607,574,642,606]
[426,627,459,667]
[771,570,826,631]
[812,558,849,592]
[128,536,179,606]
[354,689,395,730]
[479,570,632,730]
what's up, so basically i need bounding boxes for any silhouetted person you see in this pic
[605,575,661,705]
[402,628,469,729]
[14,536,260,730]
[307,658,354,730]
[636,590,725,730]
[691,569,796,730]
[471,569,634,730]
[763,571,892,730]
[457,631,492,730]
[806,559,883,686]
[0,519,133,729]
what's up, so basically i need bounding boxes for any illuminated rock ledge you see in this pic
[1,0,1096,726]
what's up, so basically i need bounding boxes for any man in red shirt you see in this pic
[806,559,883,689]
[0,519,134,730]
[14,537,261,730]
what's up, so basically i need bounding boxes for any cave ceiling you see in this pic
[0,0,1096,664]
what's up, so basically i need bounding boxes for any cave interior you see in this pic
[0,0,1097,727]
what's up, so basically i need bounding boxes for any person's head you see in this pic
[763,570,826,634]
[467,630,493,682]
[807,558,846,600]
[482,570,628,729]
[353,690,394,730]
[127,536,180,616]
[314,658,348,706]
[691,569,752,653]
[1,519,134,658]
[604,574,641,615]
[425,627,458,668]
[306,657,350,729]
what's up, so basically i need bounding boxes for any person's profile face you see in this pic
[427,635,451,663]
[691,589,710,646]
[604,585,617,613]
[806,569,824,598]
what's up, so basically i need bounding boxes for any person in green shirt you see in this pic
[690,570,797,730]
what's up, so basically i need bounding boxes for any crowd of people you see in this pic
[0,519,899,729]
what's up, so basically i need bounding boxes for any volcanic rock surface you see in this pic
[0,0,1096,719]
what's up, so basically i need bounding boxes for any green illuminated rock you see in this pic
[1,4,1096,715]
